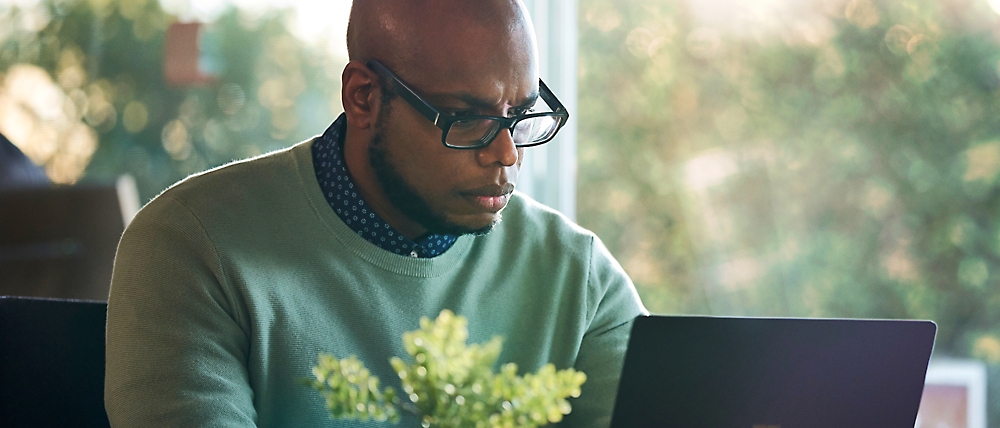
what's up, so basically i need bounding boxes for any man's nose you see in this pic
[476,127,519,167]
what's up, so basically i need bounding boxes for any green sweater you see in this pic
[105,140,646,427]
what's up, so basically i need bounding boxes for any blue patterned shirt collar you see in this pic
[311,113,458,258]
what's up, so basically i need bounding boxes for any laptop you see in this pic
[609,315,937,428]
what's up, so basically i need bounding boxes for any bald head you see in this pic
[337,0,540,239]
[346,0,538,82]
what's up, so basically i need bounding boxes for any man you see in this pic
[105,0,645,426]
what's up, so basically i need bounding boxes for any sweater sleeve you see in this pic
[105,197,257,427]
[561,235,647,428]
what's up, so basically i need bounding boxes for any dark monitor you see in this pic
[610,315,937,428]
[0,296,110,427]
[0,184,132,301]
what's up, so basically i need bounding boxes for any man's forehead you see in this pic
[393,35,538,109]
[385,64,533,114]
[404,12,536,71]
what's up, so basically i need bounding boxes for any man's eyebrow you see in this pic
[443,91,540,110]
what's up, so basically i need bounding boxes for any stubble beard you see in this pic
[368,104,500,237]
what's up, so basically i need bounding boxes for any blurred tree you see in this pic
[579,0,1000,423]
[0,0,343,201]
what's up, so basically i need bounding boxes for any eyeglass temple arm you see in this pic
[539,80,567,118]
[367,60,444,126]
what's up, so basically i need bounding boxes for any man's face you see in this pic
[367,37,537,236]
[368,101,509,236]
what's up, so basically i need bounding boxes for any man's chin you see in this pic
[430,213,502,236]
[467,218,500,236]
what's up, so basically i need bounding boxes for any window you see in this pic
[578,0,1000,423]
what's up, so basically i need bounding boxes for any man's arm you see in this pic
[561,236,647,428]
[105,197,257,427]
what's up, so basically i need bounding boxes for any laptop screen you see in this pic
[610,315,936,428]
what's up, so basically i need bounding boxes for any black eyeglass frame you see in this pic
[366,60,569,149]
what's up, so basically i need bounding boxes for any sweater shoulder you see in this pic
[501,191,596,247]
[142,141,312,217]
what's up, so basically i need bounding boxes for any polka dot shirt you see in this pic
[311,114,458,258]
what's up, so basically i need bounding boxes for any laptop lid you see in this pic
[609,315,937,428]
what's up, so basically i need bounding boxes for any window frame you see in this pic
[519,0,578,220]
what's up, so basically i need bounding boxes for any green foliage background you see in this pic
[0,0,342,200]
[578,0,1000,423]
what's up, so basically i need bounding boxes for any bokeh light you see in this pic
[0,64,97,184]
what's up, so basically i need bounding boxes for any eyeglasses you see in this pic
[367,60,569,149]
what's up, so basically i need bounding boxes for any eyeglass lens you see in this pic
[513,116,560,145]
[446,116,561,148]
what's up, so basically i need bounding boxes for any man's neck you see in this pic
[311,115,457,258]
[341,128,428,240]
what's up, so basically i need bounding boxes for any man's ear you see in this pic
[341,61,380,130]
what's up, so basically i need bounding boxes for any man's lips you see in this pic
[461,183,515,212]
[469,194,509,211]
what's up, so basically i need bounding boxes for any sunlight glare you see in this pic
[684,150,739,191]
[990,0,1000,16]
[157,0,352,57]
